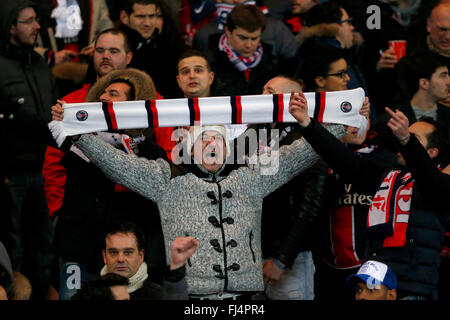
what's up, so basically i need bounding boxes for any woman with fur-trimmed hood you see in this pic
[52,68,169,300]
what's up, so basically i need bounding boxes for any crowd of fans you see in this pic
[0,0,449,302]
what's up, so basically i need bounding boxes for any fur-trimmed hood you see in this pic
[85,68,158,102]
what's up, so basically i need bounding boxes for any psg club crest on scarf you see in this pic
[340,101,352,113]
[76,110,88,121]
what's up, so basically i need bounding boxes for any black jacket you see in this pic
[302,119,450,299]
[0,0,58,176]
[207,34,279,96]
[259,124,329,268]
[53,138,168,274]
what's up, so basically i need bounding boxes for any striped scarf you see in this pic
[48,89,368,147]
[218,33,263,72]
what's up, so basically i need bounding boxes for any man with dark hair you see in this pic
[371,50,450,153]
[71,273,130,300]
[50,68,169,300]
[0,0,58,300]
[119,0,184,98]
[207,4,279,96]
[101,220,197,300]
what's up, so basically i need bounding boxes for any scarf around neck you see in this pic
[218,33,263,72]
[100,262,149,294]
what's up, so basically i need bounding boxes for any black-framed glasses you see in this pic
[340,17,353,25]
[17,17,40,25]
[325,70,349,79]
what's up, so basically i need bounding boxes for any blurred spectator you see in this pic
[300,48,392,301]
[100,221,197,299]
[32,0,114,96]
[0,242,14,300]
[394,1,450,107]
[194,0,299,73]
[179,0,217,47]
[174,49,252,143]
[346,260,397,300]
[0,0,58,300]
[118,0,186,98]
[207,4,279,96]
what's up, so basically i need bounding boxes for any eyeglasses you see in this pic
[325,70,349,79]
[16,17,40,25]
[340,18,353,25]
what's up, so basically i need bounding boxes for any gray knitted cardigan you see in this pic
[76,125,344,295]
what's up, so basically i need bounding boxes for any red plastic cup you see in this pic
[389,40,407,60]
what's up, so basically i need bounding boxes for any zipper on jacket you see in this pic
[217,183,229,291]
[249,231,256,263]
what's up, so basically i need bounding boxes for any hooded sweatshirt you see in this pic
[0,0,59,175]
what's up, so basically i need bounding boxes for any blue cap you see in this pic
[346,260,397,290]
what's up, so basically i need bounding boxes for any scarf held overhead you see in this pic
[49,88,367,147]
